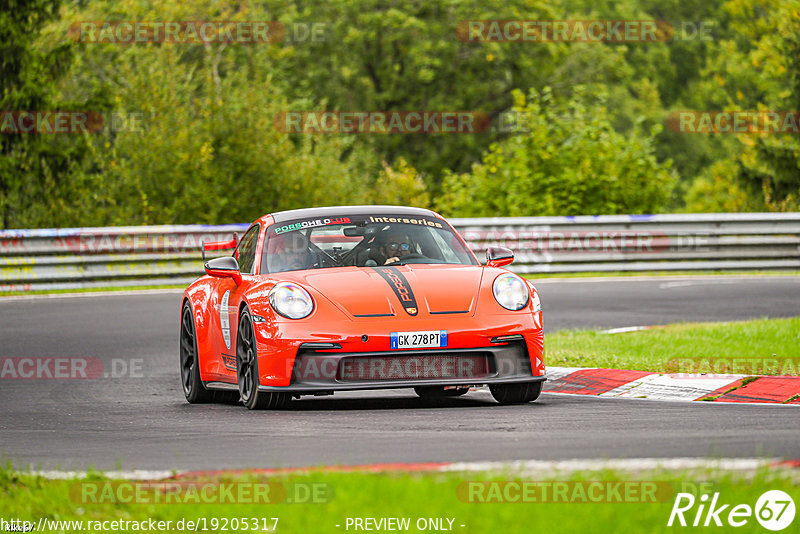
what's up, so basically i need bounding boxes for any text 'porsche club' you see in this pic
[180,206,544,409]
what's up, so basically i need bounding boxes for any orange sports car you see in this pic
[180,206,544,409]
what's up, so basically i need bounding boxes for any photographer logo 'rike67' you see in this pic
[668,490,795,530]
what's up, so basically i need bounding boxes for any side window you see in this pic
[236,225,260,275]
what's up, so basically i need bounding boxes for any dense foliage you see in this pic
[1,0,797,228]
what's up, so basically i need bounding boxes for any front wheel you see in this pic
[489,381,543,405]
[237,309,290,410]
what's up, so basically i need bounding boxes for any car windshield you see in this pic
[262,214,477,273]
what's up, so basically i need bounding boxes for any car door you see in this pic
[209,224,260,376]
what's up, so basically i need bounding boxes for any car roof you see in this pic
[269,205,440,224]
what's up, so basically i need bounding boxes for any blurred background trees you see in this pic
[1,0,797,227]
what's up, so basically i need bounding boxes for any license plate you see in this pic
[390,330,447,349]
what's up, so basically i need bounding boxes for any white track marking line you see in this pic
[600,374,745,401]
[659,279,743,289]
[25,458,792,480]
[30,469,176,480]
[659,281,696,289]
[600,326,659,334]
[441,458,776,473]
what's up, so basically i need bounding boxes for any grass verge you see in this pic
[1,465,797,534]
[547,317,800,374]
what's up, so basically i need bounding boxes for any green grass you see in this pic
[1,465,797,534]
[547,317,800,374]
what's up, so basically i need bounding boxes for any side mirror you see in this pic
[204,256,242,285]
[485,246,514,268]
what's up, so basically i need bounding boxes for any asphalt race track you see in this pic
[1,275,798,471]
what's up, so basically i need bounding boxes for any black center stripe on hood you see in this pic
[371,266,418,316]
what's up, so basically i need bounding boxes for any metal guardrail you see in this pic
[0,224,248,292]
[1,213,799,291]
[455,212,800,274]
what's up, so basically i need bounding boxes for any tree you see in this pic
[370,158,430,207]
[737,0,800,210]
[681,0,800,211]
[0,0,96,228]
[279,0,565,182]
[437,88,675,216]
[50,0,378,225]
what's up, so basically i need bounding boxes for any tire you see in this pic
[414,386,470,398]
[489,381,543,405]
[236,309,290,410]
[180,302,214,403]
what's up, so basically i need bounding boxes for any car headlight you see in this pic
[492,273,529,311]
[269,282,314,319]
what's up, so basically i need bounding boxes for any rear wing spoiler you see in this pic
[202,233,238,261]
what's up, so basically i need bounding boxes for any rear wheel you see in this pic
[414,386,470,398]
[180,302,214,403]
[237,309,290,410]
[489,381,543,405]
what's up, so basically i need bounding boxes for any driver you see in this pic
[379,230,414,265]
[270,233,314,272]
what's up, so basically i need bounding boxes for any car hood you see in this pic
[290,264,484,318]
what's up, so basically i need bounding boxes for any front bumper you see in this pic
[257,340,544,393]
[252,312,545,388]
